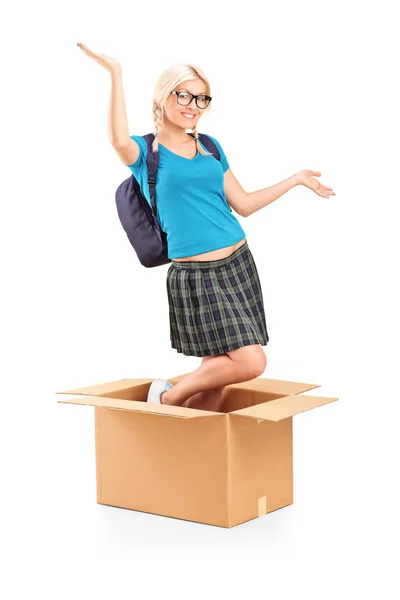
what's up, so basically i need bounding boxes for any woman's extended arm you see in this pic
[224,169,335,217]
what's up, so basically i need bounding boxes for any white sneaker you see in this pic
[147,378,173,404]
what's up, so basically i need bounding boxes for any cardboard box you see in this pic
[57,373,338,528]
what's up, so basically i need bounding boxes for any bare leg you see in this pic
[185,356,223,404]
[162,344,267,407]
[184,356,226,411]
[184,386,225,411]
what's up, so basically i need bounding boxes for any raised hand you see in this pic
[76,42,121,73]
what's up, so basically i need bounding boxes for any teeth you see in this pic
[182,113,195,118]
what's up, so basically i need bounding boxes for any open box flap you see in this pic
[57,395,222,419]
[168,373,321,396]
[226,377,321,395]
[231,393,339,422]
[56,378,154,397]
[58,374,320,400]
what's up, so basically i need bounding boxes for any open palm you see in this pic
[296,170,336,198]
[77,42,121,73]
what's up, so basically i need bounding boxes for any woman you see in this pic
[77,43,335,411]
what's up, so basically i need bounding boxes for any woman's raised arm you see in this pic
[77,42,140,166]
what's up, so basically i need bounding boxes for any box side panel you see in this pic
[228,416,293,527]
[221,388,285,413]
[94,409,230,527]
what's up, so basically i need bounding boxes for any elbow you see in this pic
[109,134,131,149]
[239,192,251,218]
[239,203,251,218]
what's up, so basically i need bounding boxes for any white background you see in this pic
[1,0,399,597]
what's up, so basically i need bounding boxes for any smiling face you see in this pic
[163,78,208,131]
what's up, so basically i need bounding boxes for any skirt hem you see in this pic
[171,338,269,358]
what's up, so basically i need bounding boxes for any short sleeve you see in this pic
[205,135,230,173]
[124,135,152,207]
[126,135,148,173]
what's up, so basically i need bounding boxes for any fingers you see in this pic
[322,185,335,195]
[316,181,335,197]
[77,42,97,59]
[321,186,335,195]
[77,42,90,53]
[313,174,335,196]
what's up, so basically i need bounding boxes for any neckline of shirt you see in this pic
[158,142,201,161]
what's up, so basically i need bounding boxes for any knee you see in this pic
[243,351,267,379]
[228,346,267,380]
[249,358,267,379]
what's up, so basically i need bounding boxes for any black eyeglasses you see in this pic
[171,90,212,109]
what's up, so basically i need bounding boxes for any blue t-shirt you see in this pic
[126,134,246,259]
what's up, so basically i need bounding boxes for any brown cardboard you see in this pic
[58,394,220,419]
[57,373,338,528]
[232,393,337,421]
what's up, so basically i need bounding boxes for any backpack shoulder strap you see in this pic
[188,132,220,161]
[142,133,159,217]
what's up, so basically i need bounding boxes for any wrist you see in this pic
[290,173,302,187]
[110,64,122,77]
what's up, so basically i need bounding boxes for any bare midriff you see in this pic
[172,237,247,262]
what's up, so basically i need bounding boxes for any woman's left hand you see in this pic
[293,170,336,198]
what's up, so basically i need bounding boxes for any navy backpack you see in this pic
[115,132,221,268]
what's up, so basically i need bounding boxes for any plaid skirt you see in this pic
[166,240,269,357]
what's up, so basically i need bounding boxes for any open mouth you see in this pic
[181,112,196,119]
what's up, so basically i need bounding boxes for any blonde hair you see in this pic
[152,62,212,155]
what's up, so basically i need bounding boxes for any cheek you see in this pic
[166,98,180,115]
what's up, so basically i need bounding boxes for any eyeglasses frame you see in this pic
[170,90,212,109]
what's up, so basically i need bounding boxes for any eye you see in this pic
[178,92,190,99]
